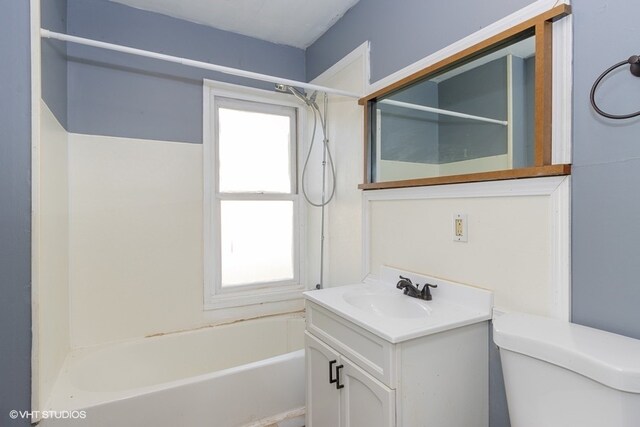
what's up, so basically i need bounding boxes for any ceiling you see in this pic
[110,0,360,49]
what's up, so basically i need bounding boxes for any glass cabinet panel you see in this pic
[370,34,536,183]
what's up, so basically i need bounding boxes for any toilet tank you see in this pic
[493,312,640,427]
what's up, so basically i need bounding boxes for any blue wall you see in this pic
[378,56,518,165]
[41,0,67,127]
[0,0,32,425]
[571,2,640,339]
[438,57,509,163]
[62,0,306,143]
[306,0,534,83]
[379,82,440,163]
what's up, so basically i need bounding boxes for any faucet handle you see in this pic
[420,282,438,300]
[398,275,412,284]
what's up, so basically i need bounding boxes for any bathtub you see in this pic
[42,313,306,427]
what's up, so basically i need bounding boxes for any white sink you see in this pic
[342,291,432,319]
[304,266,493,343]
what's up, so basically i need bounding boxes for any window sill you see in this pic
[204,285,305,311]
[358,164,571,190]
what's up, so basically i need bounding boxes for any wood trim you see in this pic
[358,164,571,190]
[534,20,553,166]
[358,4,570,105]
[363,103,370,184]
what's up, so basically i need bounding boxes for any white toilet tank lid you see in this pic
[493,312,640,393]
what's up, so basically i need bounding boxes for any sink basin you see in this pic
[342,291,432,319]
[304,266,493,343]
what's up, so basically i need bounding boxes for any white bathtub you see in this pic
[42,313,306,427]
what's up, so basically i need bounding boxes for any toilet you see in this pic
[493,312,640,427]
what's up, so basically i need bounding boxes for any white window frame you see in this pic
[203,80,307,310]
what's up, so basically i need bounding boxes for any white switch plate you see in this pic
[453,213,468,242]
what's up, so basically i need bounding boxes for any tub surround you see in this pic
[32,107,306,413]
[67,132,201,347]
[62,130,302,348]
[36,101,70,410]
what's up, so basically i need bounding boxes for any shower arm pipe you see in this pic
[40,29,361,100]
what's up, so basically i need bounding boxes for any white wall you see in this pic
[67,133,303,348]
[369,196,552,315]
[309,46,368,287]
[36,101,70,406]
[68,134,201,347]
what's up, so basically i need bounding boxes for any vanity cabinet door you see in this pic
[340,356,396,427]
[305,332,341,427]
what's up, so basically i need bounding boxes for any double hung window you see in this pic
[204,86,303,309]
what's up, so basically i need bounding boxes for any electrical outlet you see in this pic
[453,213,468,242]
[455,218,464,236]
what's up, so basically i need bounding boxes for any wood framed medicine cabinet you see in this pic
[359,5,571,190]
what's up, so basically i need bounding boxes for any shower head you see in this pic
[308,90,318,105]
[289,87,312,106]
[274,83,316,107]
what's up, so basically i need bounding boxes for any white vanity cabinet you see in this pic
[304,267,493,427]
[305,332,395,427]
[305,332,341,427]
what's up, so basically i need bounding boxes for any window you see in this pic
[204,83,304,309]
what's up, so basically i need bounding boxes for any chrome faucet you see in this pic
[396,275,437,301]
